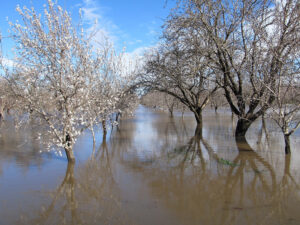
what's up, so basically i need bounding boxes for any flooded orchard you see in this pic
[0,105,300,225]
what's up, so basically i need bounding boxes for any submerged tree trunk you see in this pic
[194,123,203,139]
[65,134,75,163]
[214,106,218,113]
[91,126,96,157]
[235,135,253,152]
[169,109,174,118]
[115,112,120,123]
[65,147,75,163]
[91,126,96,146]
[102,120,107,140]
[0,99,3,122]
[235,118,252,140]
[284,134,291,154]
[194,108,203,137]
[194,108,202,125]
[261,114,270,143]
[284,154,291,174]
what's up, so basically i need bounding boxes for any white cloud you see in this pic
[127,39,143,46]
[80,0,122,49]
[121,44,161,76]
[78,0,161,76]
[128,46,151,57]
[1,58,14,68]
[147,28,157,37]
[79,0,157,53]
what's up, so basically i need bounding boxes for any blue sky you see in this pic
[0,0,175,58]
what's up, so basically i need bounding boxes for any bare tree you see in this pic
[141,90,186,117]
[266,62,300,154]
[140,34,218,134]
[166,0,300,140]
[210,88,228,112]
[141,90,165,110]
[3,1,119,163]
[164,93,177,117]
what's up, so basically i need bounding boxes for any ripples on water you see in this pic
[0,105,300,225]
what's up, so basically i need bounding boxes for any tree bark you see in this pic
[65,134,75,163]
[91,126,96,157]
[194,123,203,139]
[284,134,291,154]
[102,120,107,137]
[284,154,291,174]
[115,112,120,123]
[65,147,75,163]
[194,108,202,125]
[235,118,252,140]
[102,120,107,141]
[194,108,203,137]
[169,109,174,118]
[235,135,253,152]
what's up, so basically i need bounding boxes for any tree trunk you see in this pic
[194,123,203,139]
[194,108,203,137]
[235,135,253,152]
[284,154,291,174]
[64,161,76,223]
[284,134,291,154]
[235,118,252,140]
[102,120,107,141]
[102,132,107,144]
[65,147,75,163]
[115,112,120,123]
[91,126,96,157]
[65,161,75,181]
[102,120,107,136]
[65,134,75,163]
[169,109,174,117]
[194,108,202,125]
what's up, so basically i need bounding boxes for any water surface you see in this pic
[0,106,300,225]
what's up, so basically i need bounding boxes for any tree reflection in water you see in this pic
[8,107,300,225]
[28,163,79,225]
[220,138,277,225]
[19,140,129,225]
[270,155,300,225]
[119,117,300,225]
[0,120,52,170]
[165,125,220,174]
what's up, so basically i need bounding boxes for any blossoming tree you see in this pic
[5,0,121,162]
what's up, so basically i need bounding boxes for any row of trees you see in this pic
[138,0,300,153]
[0,0,299,161]
[141,89,227,116]
[0,0,137,162]
[141,90,187,117]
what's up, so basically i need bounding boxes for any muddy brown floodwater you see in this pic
[0,105,300,225]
